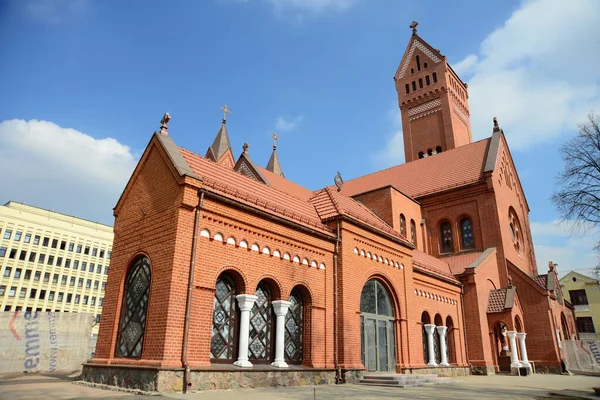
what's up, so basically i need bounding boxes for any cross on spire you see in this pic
[160,112,171,135]
[221,105,230,122]
[272,132,278,150]
[410,20,418,35]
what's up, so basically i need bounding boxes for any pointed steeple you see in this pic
[206,105,235,168]
[265,132,284,177]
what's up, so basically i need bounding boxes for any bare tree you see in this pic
[552,113,600,274]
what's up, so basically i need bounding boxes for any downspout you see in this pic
[182,190,204,393]
[459,283,471,373]
[334,219,342,383]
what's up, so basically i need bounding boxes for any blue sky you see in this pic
[1,0,599,276]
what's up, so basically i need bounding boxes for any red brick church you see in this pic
[83,25,576,392]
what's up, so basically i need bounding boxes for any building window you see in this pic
[34,271,41,281]
[116,256,151,358]
[24,270,31,280]
[426,75,430,86]
[68,242,74,252]
[33,235,40,245]
[76,244,82,253]
[419,78,423,89]
[412,81,417,91]
[43,272,50,282]
[42,237,49,247]
[65,259,71,268]
[38,254,46,264]
[104,266,109,275]
[66,294,72,303]
[569,289,588,306]
[83,295,89,305]
[60,241,66,250]
[14,268,22,278]
[74,294,80,304]
[576,317,595,333]
[102,282,106,291]
[24,233,31,243]
[508,207,523,254]
[39,290,46,300]
[30,288,37,299]
[440,221,453,253]
[9,249,16,259]
[78,278,83,287]
[4,229,12,240]
[460,218,475,250]
[8,287,16,297]
[0,285,5,296]
[90,263,95,273]
[56,257,62,267]
[28,252,36,262]
[48,255,54,266]
[57,292,64,302]
[400,214,406,237]
[82,262,87,271]
[107,251,112,259]
[410,219,417,246]
[73,260,79,270]
[416,55,421,71]
[52,274,59,283]
[96,264,102,274]
[51,239,58,249]
[19,288,27,298]
[84,246,90,255]
[4,267,12,277]
[14,231,22,241]
[248,282,273,361]
[61,276,67,285]
[0,247,6,258]
[49,291,55,301]
[94,280,99,289]
[92,248,98,257]
[433,72,438,83]
[86,279,91,288]
[211,274,238,360]
[284,288,304,363]
[70,277,75,286]
[405,84,410,94]
[91,296,96,306]
[100,250,105,258]
[19,250,27,261]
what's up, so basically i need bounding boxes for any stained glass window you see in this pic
[249,283,273,361]
[460,218,474,250]
[440,221,453,253]
[400,214,406,237]
[360,279,393,317]
[410,219,417,246]
[115,256,151,358]
[211,274,237,360]
[284,289,303,362]
[508,208,523,254]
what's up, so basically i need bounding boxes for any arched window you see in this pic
[446,316,455,364]
[418,151,424,159]
[405,83,409,94]
[412,81,417,91]
[436,146,442,153]
[249,282,273,361]
[116,256,151,358]
[285,288,303,363]
[426,75,430,86]
[434,314,443,364]
[460,218,475,250]
[508,207,523,254]
[421,312,431,364]
[419,78,423,89]
[416,55,421,71]
[211,274,237,360]
[410,219,417,246]
[427,148,433,156]
[440,221,453,253]
[433,72,438,83]
[424,62,428,69]
[400,214,406,237]
[411,68,414,74]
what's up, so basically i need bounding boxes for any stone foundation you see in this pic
[341,369,365,384]
[400,366,471,377]
[82,364,336,393]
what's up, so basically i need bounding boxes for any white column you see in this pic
[424,324,437,366]
[516,332,531,368]
[271,300,291,368]
[436,326,450,366]
[506,331,521,369]
[233,294,258,368]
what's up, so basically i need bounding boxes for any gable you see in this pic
[395,36,443,80]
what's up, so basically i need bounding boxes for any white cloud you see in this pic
[372,106,405,168]
[266,0,357,13]
[0,119,137,225]
[275,115,304,132]
[531,219,599,278]
[26,0,91,24]
[455,0,600,149]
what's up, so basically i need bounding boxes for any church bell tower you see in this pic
[395,22,472,163]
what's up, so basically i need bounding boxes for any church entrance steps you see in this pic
[358,374,459,388]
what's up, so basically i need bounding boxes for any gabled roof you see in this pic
[341,138,492,198]
[533,274,547,289]
[412,250,458,282]
[255,165,314,202]
[309,187,412,246]
[206,120,232,162]
[560,271,599,284]
[394,33,444,80]
[180,147,333,236]
[266,147,284,177]
[487,286,516,314]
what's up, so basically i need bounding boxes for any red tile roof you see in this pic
[444,252,484,275]
[255,165,315,202]
[310,187,412,245]
[341,138,491,198]
[412,250,458,282]
[487,289,507,313]
[179,148,333,236]
[533,274,547,289]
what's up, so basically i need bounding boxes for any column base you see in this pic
[271,360,289,368]
[234,360,253,368]
[439,362,450,367]
[521,361,531,368]
[510,362,522,369]
[427,362,438,367]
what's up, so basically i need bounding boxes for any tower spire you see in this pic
[266,132,284,177]
[205,105,235,168]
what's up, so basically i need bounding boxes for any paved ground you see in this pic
[0,373,598,400]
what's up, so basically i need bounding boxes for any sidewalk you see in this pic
[1,373,598,400]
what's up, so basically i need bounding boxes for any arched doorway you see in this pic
[561,313,570,340]
[360,279,396,372]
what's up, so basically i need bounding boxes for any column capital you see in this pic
[272,300,291,316]
[424,324,437,334]
[436,325,448,336]
[236,294,258,311]
[516,332,526,340]
[506,330,517,339]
